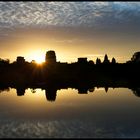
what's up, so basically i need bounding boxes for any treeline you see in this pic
[0,51,139,87]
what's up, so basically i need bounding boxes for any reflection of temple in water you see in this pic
[13,86,140,99]
[105,86,108,93]
[1,84,140,101]
[45,88,57,102]
[16,87,26,96]
[11,86,140,101]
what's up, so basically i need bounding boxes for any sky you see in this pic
[0,2,140,63]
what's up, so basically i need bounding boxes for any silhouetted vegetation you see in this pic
[96,58,101,64]
[111,57,116,64]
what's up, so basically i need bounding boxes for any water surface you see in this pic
[0,87,140,138]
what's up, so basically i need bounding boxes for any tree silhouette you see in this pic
[111,57,116,64]
[96,58,101,64]
[131,52,140,63]
[31,60,36,64]
[0,58,10,66]
[89,60,94,65]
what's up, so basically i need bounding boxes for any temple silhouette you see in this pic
[0,50,140,101]
[0,50,140,86]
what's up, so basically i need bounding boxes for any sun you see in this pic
[35,56,44,64]
[28,50,45,64]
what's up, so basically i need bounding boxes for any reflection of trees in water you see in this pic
[78,88,88,94]
[131,88,140,97]
[88,87,95,93]
[0,85,140,101]
[0,87,9,93]
[31,88,36,93]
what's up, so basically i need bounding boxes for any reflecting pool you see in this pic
[0,87,140,138]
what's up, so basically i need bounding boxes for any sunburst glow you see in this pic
[35,57,44,64]
[27,50,45,64]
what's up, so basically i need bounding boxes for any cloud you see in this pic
[0,2,140,29]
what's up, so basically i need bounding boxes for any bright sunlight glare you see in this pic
[27,50,45,64]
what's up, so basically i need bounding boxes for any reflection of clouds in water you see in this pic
[0,120,139,138]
